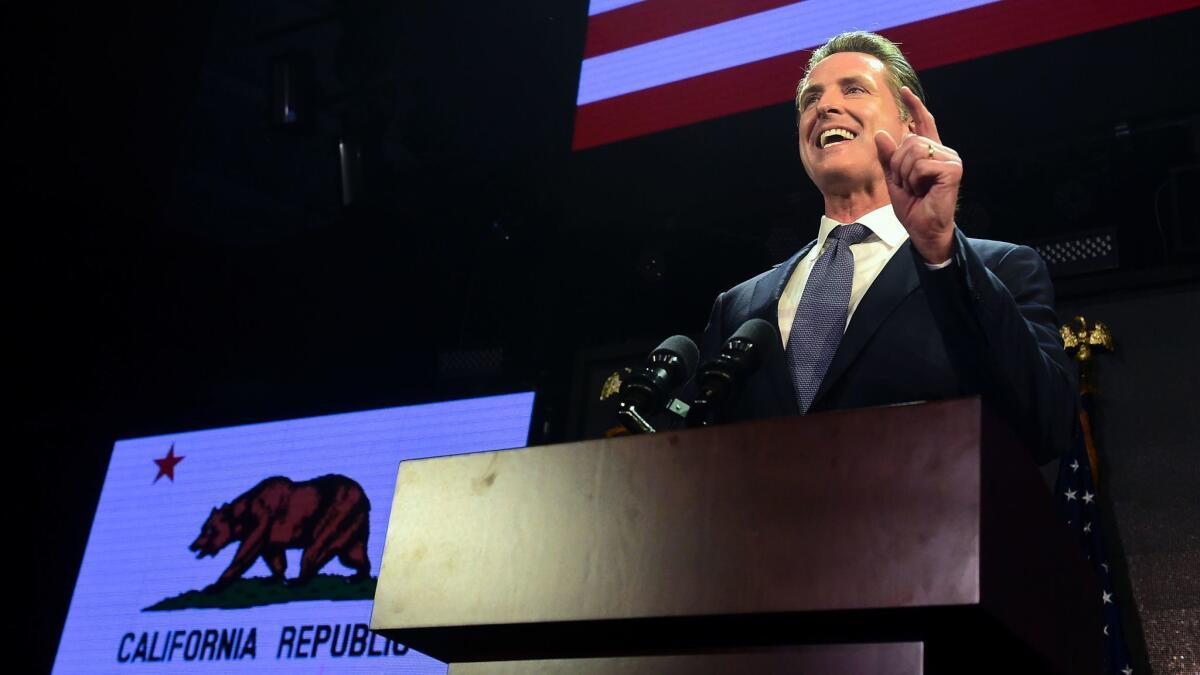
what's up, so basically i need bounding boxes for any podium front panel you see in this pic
[373,399,982,629]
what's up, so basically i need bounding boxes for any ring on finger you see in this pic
[927,143,934,160]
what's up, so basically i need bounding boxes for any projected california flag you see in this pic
[53,393,534,673]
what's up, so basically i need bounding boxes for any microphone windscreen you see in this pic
[653,334,700,378]
[728,318,778,350]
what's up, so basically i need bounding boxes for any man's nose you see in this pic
[817,101,842,118]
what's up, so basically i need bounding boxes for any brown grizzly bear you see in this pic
[189,474,371,591]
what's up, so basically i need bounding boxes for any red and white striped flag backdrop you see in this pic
[574,0,1196,150]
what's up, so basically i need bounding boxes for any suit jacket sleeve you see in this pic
[918,229,1078,463]
[698,291,728,369]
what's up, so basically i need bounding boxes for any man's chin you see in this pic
[809,154,886,185]
[812,168,873,194]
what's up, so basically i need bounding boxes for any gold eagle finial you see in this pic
[1061,316,1115,364]
[1061,316,1115,394]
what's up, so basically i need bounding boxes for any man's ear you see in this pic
[906,117,917,134]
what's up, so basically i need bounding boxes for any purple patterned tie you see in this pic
[786,222,872,413]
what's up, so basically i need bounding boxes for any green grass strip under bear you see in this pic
[144,575,377,611]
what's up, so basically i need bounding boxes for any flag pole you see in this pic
[1057,315,1132,674]
[1060,316,1115,482]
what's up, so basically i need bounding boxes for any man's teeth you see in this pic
[819,128,857,147]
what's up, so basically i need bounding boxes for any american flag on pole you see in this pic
[1056,393,1135,675]
[574,0,1197,150]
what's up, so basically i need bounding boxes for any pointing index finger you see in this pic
[901,86,939,143]
[874,129,898,175]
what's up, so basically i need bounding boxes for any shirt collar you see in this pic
[816,203,910,249]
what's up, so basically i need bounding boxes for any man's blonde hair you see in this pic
[795,31,926,121]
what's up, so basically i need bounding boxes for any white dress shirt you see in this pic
[776,204,911,348]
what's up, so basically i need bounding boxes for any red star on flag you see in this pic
[153,444,185,483]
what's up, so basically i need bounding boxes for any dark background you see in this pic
[14,2,1198,672]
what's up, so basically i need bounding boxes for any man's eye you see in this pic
[846,85,866,94]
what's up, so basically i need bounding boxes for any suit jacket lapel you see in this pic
[747,240,816,416]
[748,239,816,320]
[813,240,920,405]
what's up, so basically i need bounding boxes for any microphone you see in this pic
[688,318,779,427]
[617,335,700,434]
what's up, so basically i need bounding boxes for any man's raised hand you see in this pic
[874,86,963,264]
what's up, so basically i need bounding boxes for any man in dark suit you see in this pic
[697,31,1075,463]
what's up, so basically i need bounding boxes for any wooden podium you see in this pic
[371,398,1101,673]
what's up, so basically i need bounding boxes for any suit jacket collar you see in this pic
[746,237,921,414]
[749,239,817,322]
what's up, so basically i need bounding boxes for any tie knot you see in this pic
[830,223,871,246]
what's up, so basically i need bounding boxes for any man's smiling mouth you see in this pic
[819,128,858,148]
